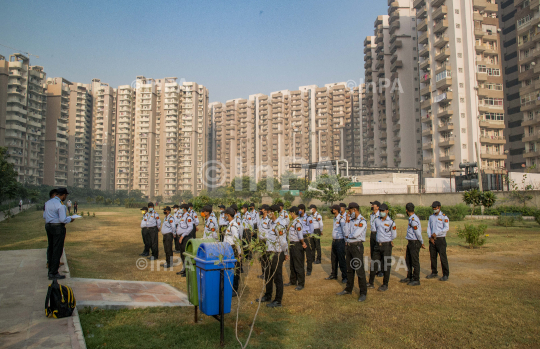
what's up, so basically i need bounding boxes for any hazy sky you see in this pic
[1,0,386,102]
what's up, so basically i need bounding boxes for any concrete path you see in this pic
[0,249,85,349]
[66,278,190,310]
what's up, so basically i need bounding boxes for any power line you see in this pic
[0,43,39,58]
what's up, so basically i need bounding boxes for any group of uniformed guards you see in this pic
[139,199,450,307]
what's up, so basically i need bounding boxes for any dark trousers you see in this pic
[369,242,393,286]
[233,248,241,292]
[330,239,347,279]
[244,228,253,260]
[305,236,314,272]
[45,223,66,275]
[370,232,382,274]
[345,242,367,296]
[163,233,174,265]
[406,240,422,281]
[219,226,226,242]
[148,226,159,258]
[429,237,449,276]
[141,227,150,253]
[289,242,305,286]
[179,235,191,271]
[73,206,77,214]
[265,252,285,302]
[260,247,268,275]
[174,235,181,251]
[313,229,322,261]
[190,226,196,239]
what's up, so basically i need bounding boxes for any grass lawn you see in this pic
[2,205,540,348]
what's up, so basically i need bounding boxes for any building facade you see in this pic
[67,82,92,187]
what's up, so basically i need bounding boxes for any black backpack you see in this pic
[45,279,76,318]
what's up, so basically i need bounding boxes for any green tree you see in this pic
[114,198,121,206]
[312,174,352,205]
[0,147,20,205]
[283,191,295,202]
[256,177,281,193]
[95,196,104,205]
[301,190,320,206]
[231,176,257,198]
[105,198,113,205]
[462,189,482,216]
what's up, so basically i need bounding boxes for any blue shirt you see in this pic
[427,211,450,238]
[374,216,397,243]
[345,214,367,242]
[332,213,346,239]
[299,213,314,237]
[43,197,71,224]
[405,214,423,243]
[370,211,380,232]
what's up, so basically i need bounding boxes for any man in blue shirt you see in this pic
[43,188,73,280]
[400,203,425,286]
[426,201,450,281]
[325,205,347,284]
[367,203,396,292]
[298,204,314,276]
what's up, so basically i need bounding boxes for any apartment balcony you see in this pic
[481,135,506,144]
[435,49,451,62]
[390,59,403,72]
[477,71,488,81]
[436,77,452,89]
[420,99,432,109]
[390,40,402,54]
[433,5,447,20]
[422,129,433,137]
[439,138,455,147]
[423,157,433,164]
[522,115,540,127]
[523,149,540,158]
[417,18,428,32]
[437,108,453,118]
[438,123,454,132]
[419,45,429,58]
[473,0,487,9]
[423,142,433,150]
[439,154,455,162]
[419,32,429,45]
[479,119,505,129]
[419,59,430,71]
[480,151,507,160]
[413,0,426,8]
[390,19,400,34]
[433,20,448,35]
[431,0,445,8]
[417,5,427,18]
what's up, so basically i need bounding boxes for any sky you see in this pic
[0,0,387,103]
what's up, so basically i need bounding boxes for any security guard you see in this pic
[248,202,259,234]
[171,204,182,252]
[218,204,228,241]
[256,204,289,308]
[426,201,450,281]
[337,202,368,302]
[278,202,290,226]
[161,206,175,268]
[257,204,272,279]
[43,188,73,280]
[309,204,324,264]
[241,204,253,259]
[369,201,384,277]
[139,206,150,256]
[368,203,396,292]
[201,205,219,240]
[339,203,348,221]
[176,204,193,277]
[231,204,244,272]
[400,203,425,286]
[187,203,199,239]
[298,204,314,276]
[223,207,242,294]
[145,202,161,260]
[284,206,307,291]
[325,205,347,284]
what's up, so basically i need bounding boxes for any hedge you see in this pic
[125,202,147,209]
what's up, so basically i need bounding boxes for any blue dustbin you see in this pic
[194,242,237,316]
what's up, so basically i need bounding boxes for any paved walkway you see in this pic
[66,279,190,310]
[0,249,85,349]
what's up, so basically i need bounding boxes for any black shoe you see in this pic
[314,260,321,264]
[294,286,304,291]
[440,275,449,281]
[366,283,375,289]
[241,268,245,273]
[378,284,388,292]
[284,283,293,287]
[400,278,411,283]
[266,300,282,308]
[48,274,66,280]
[306,271,312,276]
[358,294,367,302]
[148,256,157,260]
[325,275,337,280]
[426,273,438,279]
[342,278,348,284]
[336,290,352,296]
[140,252,149,257]
[377,272,384,278]
[256,296,272,303]
[177,271,186,277]
[408,280,421,286]
[163,263,173,268]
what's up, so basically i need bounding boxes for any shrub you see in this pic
[105,198,113,205]
[445,204,469,221]
[87,211,90,216]
[283,191,295,203]
[456,224,487,248]
[535,211,540,226]
[383,201,398,220]
[415,206,433,220]
[125,202,146,209]
[496,215,516,227]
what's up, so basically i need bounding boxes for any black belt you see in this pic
[333,238,344,241]
[346,241,363,246]
[45,223,65,226]
[378,241,392,246]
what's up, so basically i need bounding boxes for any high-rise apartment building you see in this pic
[67,82,92,187]
[513,0,540,171]
[362,3,422,170]
[89,79,116,191]
[115,85,135,192]
[44,77,71,186]
[414,0,506,177]
[0,54,47,184]
[344,85,363,167]
[498,0,525,170]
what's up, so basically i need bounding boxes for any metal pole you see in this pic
[194,305,198,323]
[220,269,224,347]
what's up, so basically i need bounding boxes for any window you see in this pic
[458,53,462,58]
[462,144,467,149]
[457,38,461,43]
[517,13,533,28]
[456,24,460,28]
[483,112,504,121]
[459,68,463,73]
[462,128,466,133]
[483,98,504,107]
[455,9,460,14]
[459,83,464,88]
[436,70,451,82]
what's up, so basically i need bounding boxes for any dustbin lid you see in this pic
[186,238,210,255]
[196,242,235,261]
